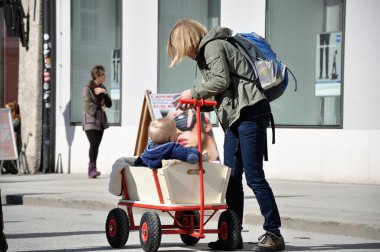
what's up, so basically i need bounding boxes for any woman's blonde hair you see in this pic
[167,19,207,67]
[149,117,177,144]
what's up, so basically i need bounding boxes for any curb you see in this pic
[244,212,380,240]
[3,194,380,240]
[2,194,117,212]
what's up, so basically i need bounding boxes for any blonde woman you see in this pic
[168,19,284,251]
[82,65,112,178]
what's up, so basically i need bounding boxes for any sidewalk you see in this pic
[1,173,379,240]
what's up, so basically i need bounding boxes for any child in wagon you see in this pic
[134,117,200,168]
[109,117,201,195]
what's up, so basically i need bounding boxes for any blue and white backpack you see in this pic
[227,32,297,102]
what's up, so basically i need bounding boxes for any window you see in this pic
[158,0,220,93]
[266,0,344,126]
[71,0,122,124]
[79,0,100,42]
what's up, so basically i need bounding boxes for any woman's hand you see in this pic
[172,89,192,109]
[171,89,195,128]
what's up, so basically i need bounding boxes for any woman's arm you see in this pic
[103,92,112,108]
[98,84,112,108]
[82,86,97,116]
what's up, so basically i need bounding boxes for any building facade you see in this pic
[51,0,380,184]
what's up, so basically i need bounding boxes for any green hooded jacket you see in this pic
[191,26,269,130]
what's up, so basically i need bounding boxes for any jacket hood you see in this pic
[142,142,175,160]
[140,142,176,168]
[196,26,233,59]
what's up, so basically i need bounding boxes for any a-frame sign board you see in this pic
[0,108,19,175]
[134,90,154,156]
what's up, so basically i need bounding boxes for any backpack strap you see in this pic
[264,109,276,162]
[287,67,298,92]
[270,112,275,144]
[264,126,268,161]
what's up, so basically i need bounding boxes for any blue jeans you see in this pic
[224,113,281,234]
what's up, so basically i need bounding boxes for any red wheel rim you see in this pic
[108,219,117,237]
[141,222,149,242]
[220,222,228,240]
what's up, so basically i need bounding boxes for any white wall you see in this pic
[221,0,265,36]
[344,0,380,129]
[266,129,380,184]
[55,0,380,184]
[122,1,158,127]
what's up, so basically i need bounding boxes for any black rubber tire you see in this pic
[105,208,129,248]
[139,211,162,252]
[217,210,241,250]
[178,211,200,246]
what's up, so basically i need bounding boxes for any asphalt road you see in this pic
[2,204,380,252]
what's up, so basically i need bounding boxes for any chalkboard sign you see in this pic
[0,108,18,160]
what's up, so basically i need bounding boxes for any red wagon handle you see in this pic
[179,98,216,107]
[178,98,216,238]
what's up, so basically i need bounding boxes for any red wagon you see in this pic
[105,99,240,252]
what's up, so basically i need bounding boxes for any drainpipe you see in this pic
[42,0,55,173]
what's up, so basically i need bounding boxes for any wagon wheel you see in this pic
[178,211,200,246]
[105,208,129,248]
[217,210,241,250]
[139,211,162,252]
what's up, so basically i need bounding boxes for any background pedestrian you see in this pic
[82,65,112,178]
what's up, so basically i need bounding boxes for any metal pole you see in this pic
[196,104,205,239]
[42,0,55,173]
